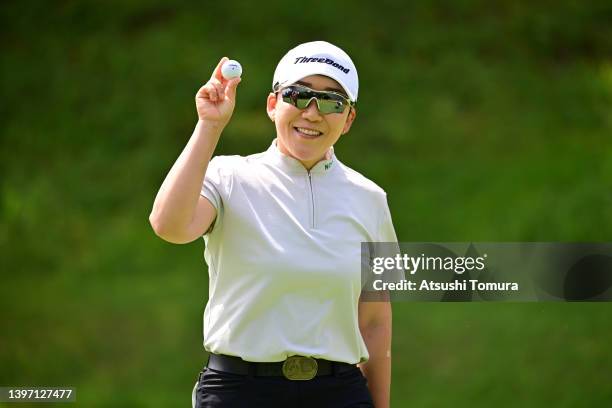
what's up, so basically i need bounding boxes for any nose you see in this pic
[301,98,322,121]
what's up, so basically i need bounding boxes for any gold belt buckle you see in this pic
[282,356,318,380]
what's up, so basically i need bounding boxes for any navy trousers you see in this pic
[192,364,375,407]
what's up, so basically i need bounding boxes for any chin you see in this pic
[278,134,328,164]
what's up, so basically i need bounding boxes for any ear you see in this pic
[266,92,277,122]
[341,107,357,134]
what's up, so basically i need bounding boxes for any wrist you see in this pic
[196,119,226,135]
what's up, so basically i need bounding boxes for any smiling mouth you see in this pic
[294,127,323,137]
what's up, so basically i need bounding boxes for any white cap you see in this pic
[272,41,359,102]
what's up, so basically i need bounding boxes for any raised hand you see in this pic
[195,57,242,126]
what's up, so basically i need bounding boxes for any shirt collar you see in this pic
[265,139,335,175]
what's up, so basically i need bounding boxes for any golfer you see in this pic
[149,41,397,408]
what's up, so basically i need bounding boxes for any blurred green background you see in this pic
[1,0,611,406]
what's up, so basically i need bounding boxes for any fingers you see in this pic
[211,56,228,82]
[196,83,219,102]
[211,81,224,100]
[197,57,241,104]
[197,80,232,102]
[224,77,241,101]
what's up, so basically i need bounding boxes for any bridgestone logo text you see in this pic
[293,56,350,74]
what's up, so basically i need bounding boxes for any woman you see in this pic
[149,41,396,408]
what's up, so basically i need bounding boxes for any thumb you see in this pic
[224,77,241,101]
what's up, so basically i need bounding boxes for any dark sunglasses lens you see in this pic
[281,87,306,107]
[281,86,348,114]
[295,97,313,110]
[318,98,346,114]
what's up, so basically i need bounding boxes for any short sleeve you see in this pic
[201,156,235,235]
[361,192,404,296]
[378,193,398,243]
[201,156,224,211]
[374,193,405,290]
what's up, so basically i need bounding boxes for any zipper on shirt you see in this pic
[307,171,315,229]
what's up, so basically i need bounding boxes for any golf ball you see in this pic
[221,60,242,79]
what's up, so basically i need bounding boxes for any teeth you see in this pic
[296,127,321,136]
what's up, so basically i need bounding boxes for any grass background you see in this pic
[1,0,611,406]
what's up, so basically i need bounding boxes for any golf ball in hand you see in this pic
[221,60,242,79]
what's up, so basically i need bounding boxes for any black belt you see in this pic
[206,354,356,380]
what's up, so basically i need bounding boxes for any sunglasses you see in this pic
[279,85,353,115]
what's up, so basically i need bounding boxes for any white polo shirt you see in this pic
[200,140,397,364]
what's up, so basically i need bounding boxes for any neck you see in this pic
[276,141,331,171]
[300,158,320,171]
